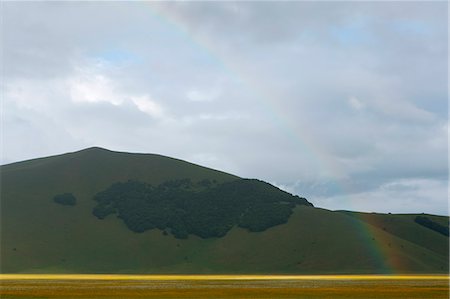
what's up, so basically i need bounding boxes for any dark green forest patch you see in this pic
[414,216,449,237]
[92,178,312,239]
[53,193,77,206]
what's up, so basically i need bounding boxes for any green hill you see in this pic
[1,148,448,274]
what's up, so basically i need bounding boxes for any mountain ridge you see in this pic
[1,148,448,274]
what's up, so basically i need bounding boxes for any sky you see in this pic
[1,1,448,215]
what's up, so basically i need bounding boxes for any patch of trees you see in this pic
[92,178,312,239]
[414,216,449,237]
[53,193,77,206]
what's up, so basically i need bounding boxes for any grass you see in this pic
[1,147,449,274]
[1,275,448,299]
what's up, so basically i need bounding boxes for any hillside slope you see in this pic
[1,148,448,274]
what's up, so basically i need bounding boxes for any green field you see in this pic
[0,275,448,299]
[1,148,449,274]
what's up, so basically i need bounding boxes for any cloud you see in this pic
[186,88,221,102]
[311,178,448,216]
[69,64,122,105]
[131,96,165,119]
[2,1,448,215]
[348,96,365,111]
[68,61,167,119]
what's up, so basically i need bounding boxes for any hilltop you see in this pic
[1,148,448,274]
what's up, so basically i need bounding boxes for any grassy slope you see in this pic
[1,148,448,274]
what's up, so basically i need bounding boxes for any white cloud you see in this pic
[348,96,364,111]
[67,64,166,119]
[2,1,448,215]
[186,88,220,102]
[69,67,122,105]
[131,95,165,119]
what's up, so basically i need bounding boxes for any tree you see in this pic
[53,193,77,206]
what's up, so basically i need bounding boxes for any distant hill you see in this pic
[1,148,448,274]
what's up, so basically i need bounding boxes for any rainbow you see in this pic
[146,4,343,179]
[137,3,404,273]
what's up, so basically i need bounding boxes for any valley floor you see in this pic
[0,275,448,299]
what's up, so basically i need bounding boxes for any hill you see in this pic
[1,147,448,274]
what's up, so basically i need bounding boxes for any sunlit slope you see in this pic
[1,148,448,274]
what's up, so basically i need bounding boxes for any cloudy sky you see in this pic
[2,2,448,215]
